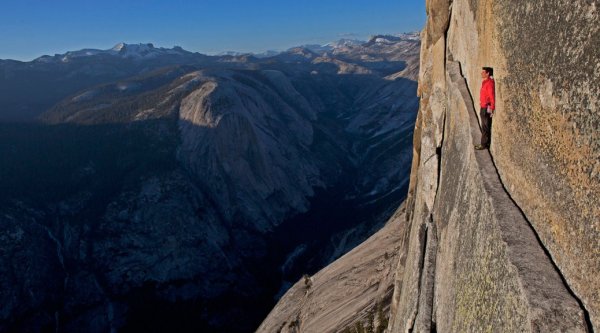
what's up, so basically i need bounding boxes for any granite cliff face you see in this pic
[260,1,598,332]
[389,0,598,332]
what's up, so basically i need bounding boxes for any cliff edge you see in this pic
[389,0,598,332]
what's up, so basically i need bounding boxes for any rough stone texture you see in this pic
[390,56,589,332]
[425,0,451,47]
[441,61,585,332]
[492,3,600,326]
[257,206,407,333]
[412,219,437,333]
[387,0,598,332]
[444,0,600,327]
[389,30,448,333]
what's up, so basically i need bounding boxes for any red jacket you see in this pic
[480,78,495,110]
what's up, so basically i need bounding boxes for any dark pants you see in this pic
[479,107,492,146]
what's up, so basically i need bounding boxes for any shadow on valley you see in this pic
[0,75,415,333]
[0,120,178,206]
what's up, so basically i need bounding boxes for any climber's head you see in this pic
[482,67,494,79]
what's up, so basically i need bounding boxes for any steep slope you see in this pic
[257,204,407,333]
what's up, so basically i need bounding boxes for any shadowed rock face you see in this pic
[0,36,420,332]
[177,70,320,231]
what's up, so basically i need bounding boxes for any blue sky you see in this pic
[0,0,426,61]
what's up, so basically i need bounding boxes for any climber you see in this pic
[475,66,495,150]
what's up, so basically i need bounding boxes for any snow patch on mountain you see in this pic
[34,43,191,62]
[326,38,365,48]
[112,43,126,52]
[252,50,282,58]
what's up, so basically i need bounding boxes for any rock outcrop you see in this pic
[178,69,321,230]
[257,204,407,333]
[389,0,599,332]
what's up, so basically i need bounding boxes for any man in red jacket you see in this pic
[475,66,495,150]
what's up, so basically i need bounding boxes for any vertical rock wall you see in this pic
[390,0,599,331]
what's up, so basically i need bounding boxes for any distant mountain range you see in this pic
[33,43,193,63]
[2,32,418,65]
[0,32,419,122]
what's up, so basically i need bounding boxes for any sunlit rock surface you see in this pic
[389,0,598,331]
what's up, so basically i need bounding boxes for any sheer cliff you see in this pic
[388,0,598,331]
[260,1,599,332]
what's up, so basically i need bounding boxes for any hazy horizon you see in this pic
[0,31,419,61]
[0,0,425,61]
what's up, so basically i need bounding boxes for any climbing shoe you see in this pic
[474,144,488,150]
